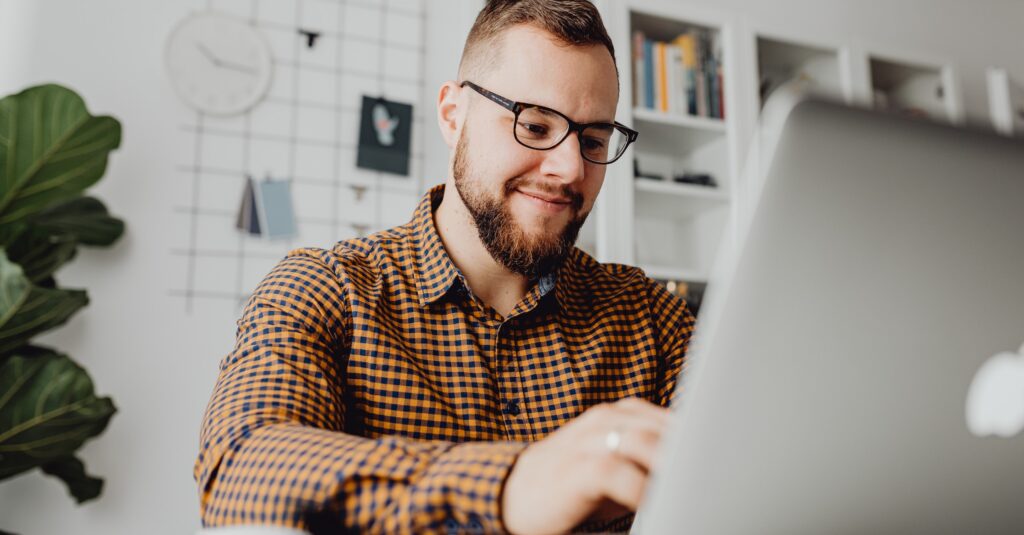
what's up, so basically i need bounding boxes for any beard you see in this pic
[451,125,588,279]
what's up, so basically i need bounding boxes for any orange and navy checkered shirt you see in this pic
[195,184,695,534]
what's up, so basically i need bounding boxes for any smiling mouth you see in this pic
[516,189,572,205]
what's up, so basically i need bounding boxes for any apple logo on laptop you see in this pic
[966,343,1024,438]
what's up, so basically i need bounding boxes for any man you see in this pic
[195,1,694,533]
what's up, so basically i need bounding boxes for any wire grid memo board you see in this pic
[170,0,429,313]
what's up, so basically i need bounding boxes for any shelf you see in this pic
[632,108,727,154]
[633,107,726,132]
[987,68,1024,136]
[634,179,729,220]
[607,2,735,275]
[868,55,953,122]
[756,35,845,107]
[630,9,718,43]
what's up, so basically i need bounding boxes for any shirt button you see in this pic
[503,400,521,416]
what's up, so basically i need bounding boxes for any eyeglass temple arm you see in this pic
[460,81,518,112]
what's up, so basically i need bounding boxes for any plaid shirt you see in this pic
[195,184,695,534]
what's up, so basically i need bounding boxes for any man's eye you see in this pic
[518,122,548,136]
[582,137,606,151]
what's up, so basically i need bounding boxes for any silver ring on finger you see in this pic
[605,427,624,455]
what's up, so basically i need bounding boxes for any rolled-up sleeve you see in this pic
[194,250,527,533]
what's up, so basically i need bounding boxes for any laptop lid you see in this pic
[636,96,1024,535]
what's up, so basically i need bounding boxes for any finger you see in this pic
[611,425,663,473]
[582,400,670,437]
[596,410,671,446]
[612,397,672,425]
[595,456,649,511]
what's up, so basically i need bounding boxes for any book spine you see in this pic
[657,42,668,112]
[667,44,675,113]
[633,31,645,109]
[644,38,654,109]
[675,34,698,115]
[676,44,689,116]
[708,56,719,119]
[695,32,708,117]
[717,64,725,119]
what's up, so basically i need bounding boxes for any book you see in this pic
[633,31,646,109]
[656,42,669,112]
[707,56,719,119]
[633,28,726,118]
[677,44,689,115]
[695,31,709,117]
[674,33,699,115]
[717,64,725,119]
[710,33,724,119]
[644,38,654,109]
[668,45,683,114]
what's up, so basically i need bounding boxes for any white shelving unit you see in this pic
[597,1,739,289]
[865,51,963,124]
[746,31,963,131]
[634,178,730,216]
[588,1,982,305]
[753,32,853,108]
[987,67,1024,136]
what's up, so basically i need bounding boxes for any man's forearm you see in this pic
[197,421,527,533]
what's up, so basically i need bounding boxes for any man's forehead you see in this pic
[483,25,619,122]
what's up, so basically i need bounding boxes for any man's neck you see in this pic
[433,185,530,318]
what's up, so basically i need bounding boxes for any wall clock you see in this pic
[165,11,274,115]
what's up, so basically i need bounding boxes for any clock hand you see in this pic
[196,43,258,75]
[196,43,222,66]
[218,59,258,76]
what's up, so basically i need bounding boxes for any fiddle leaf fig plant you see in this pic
[0,83,124,507]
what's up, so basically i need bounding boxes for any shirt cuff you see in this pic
[411,440,528,534]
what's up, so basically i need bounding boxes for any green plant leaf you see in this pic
[0,249,30,329]
[4,229,78,283]
[0,84,121,225]
[0,287,87,355]
[0,220,24,249]
[0,349,115,483]
[31,196,124,247]
[0,250,87,355]
[40,455,103,503]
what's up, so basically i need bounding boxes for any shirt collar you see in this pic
[412,185,462,306]
[411,184,560,309]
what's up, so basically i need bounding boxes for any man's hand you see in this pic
[501,397,671,535]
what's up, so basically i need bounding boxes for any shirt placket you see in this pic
[495,317,529,441]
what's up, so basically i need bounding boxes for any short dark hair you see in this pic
[458,0,618,82]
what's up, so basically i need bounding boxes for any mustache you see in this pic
[503,176,585,212]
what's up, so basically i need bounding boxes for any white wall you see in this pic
[0,1,1019,533]
[0,1,475,533]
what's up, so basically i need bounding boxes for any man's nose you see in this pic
[539,130,586,186]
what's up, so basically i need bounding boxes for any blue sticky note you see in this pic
[255,179,296,239]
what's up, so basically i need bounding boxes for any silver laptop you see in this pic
[635,95,1024,534]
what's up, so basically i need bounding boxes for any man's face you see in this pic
[451,24,619,278]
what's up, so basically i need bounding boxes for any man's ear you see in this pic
[436,80,463,150]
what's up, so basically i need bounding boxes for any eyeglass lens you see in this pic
[514,106,628,164]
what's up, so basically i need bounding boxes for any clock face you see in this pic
[165,11,274,116]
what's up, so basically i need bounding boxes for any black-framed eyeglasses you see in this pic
[460,80,638,165]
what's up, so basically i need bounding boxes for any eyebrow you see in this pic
[526,102,616,125]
